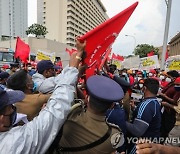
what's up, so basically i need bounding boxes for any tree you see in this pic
[26,24,48,38]
[134,44,159,58]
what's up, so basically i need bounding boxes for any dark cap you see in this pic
[113,76,130,93]
[37,60,55,74]
[0,72,10,80]
[86,75,124,102]
[0,88,25,111]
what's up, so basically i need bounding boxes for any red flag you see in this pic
[117,55,124,61]
[165,50,169,60]
[147,51,154,57]
[99,48,112,70]
[112,53,118,60]
[15,37,30,63]
[111,53,124,61]
[79,2,138,79]
[65,48,77,56]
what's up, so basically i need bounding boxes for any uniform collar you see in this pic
[87,110,105,122]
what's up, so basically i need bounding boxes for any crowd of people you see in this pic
[0,39,180,154]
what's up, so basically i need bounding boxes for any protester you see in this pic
[127,69,135,86]
[161,77,180,147]
[54,75,125,154]
[126,78,161,154]
[148,69,157,78]
[7,69,51,121]
[160,70,180,140]
[1,64,10,72]
[135,71,143,82]
[159,71,168,88]
[0,39,85,153]
[8,63,19,75]
[0,72,9,88]
[113,75,131,121]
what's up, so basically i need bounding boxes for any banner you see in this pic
[36,50,56,63]
[140,55,160,70]
[165,55,180,71]
[122,56,140,69]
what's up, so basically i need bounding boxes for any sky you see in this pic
[28,0,180,56]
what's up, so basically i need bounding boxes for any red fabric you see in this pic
[65,48,76,56]
[15,37,30,63]
[137,71,142,75]
[79,2,138,79]
[56,61,62,67]
[149,69,156,74]
[165,50,169,60]
[112,53,117,60]
[129,75,134,86]
[111,53,124,61]
[147,51,154,57]
[2,64,9,69]
[99,48,112,70]
[175,77,180,84]
[160,81,169,88]
[117,55,124,61]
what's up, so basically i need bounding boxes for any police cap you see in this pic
[86,75,124,102]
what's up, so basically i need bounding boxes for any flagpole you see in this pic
[160,0,172,70]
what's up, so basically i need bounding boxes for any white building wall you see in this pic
[0,0,28,40]
[37,0,108,47]
[37,0,43,25]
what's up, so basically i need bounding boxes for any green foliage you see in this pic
[26,24,48,38]
[134,44,159,58]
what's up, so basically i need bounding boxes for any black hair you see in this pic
[7,70,28,92]
[167,70,179,78]
[109,64,117,74]
[144,78,159,95]
[89,96,112,113]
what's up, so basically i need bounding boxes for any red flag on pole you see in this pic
[147,51,154,57]
[112,53,117,60]
[117,55,124,61]
[99,48,112,70]
[111,53,124,61]
[15,37,30,63]
[79,2,138,79]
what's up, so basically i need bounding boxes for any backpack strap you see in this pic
[56,125,112,153]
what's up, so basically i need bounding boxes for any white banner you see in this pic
[139,55,160,70]
[122,56,140,69]
[165,55,180,72]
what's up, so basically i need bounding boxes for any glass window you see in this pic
[2,52,14,62]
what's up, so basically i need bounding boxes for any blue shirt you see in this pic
[133,97,161,138]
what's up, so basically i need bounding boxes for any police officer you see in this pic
[54,75,125,154]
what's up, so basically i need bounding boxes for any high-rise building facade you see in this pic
[0,0,28,41]
[37,0,108,47]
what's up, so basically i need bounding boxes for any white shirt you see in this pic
[32,66,71,94]
[0,66,78,154]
